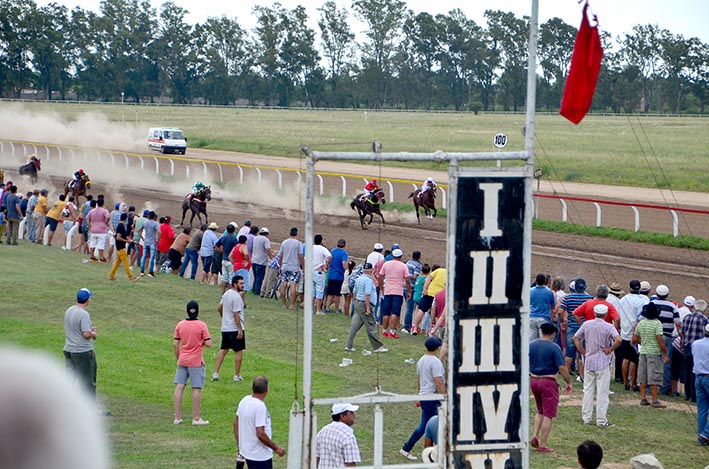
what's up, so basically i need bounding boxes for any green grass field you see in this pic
[2,244,707,468]
[5,101,709,192]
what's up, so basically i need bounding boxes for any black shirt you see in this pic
[115,222,129,250]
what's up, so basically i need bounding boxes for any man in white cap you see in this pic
[315,403,361,468]
[646,285,680,395]
[366,243,384,266]
[251,227,272,296]
[378,248,411,338]
[573,304,621,427]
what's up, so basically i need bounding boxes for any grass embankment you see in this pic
[1,243,707,468]
[7,101,709,192]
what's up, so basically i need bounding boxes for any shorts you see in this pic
[531,376,560,419]
[638,354,664,386]
[201,255,213,273]
[380,294,404,317]
[89,233,107,250]
[45,217,59,232]
[313,271,326,299]
[108,231,115,246]
[565,330,580,359]
[618,340,639,364]
[174,364,206,388]
[418,294,434,313]
[327,279,344,296]
[220,331,246,352]
[281,270,301,284]
[234,268,250,291]
[211,252,222,274]
[222,260,234,284]
[168,248,182,270]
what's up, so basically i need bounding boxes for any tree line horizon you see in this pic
[2,0,707,114]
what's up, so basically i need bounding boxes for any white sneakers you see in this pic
[173,419,182,425]
[344,347,356,352]
[192,418,210,426]
[400,449,417,460]
[373,347,388,353]
[211,373,219,381]
[233,375,244,382]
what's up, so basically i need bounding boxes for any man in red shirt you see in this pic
[173,301,212,426]
[574,285,620,331]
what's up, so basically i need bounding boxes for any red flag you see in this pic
[560,1,603,124]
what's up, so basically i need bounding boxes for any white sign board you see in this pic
[493,133,508,149]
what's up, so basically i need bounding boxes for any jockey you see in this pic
[420,177,436,196]
[71,169,85,188]
[192,181,206,196]
[364,178,379,197]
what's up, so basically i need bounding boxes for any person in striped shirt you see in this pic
[560,278,593,382]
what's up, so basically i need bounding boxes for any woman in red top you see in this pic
[229,235,251,293]
[156,216,175,268]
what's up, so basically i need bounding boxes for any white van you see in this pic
[147,127,187,155]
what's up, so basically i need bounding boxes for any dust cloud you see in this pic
[0,103,145,152]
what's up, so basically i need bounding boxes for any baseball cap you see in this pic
[574,278,587,293]
[373,243,383,250]
[142,209,150,217]
[229,221,239,228]
[684,296,696,307]
[425,336,443,351]
[186,300,199,317]
[76,288,93,303]
[331,403,359,415]
[363,263,373,270]
[629,280,641,291]
[115,203,120,210]
[392,249,403,258]
[391,243,400,250]
[656,285,669,296]
[259,227,269,234]
[640,281,651,293]
[593,304,609,316]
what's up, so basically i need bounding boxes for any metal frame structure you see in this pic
[291,1,538,467]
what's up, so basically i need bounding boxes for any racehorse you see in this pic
[350,189,386,229]
[19,155,41,184]
[181,186,211,227]
[408,186,437,224]
[63,173,91,206]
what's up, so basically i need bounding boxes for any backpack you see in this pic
[347,263,364,293]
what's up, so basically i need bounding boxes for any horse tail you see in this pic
[350,199,356,210]
[408,191,415,199]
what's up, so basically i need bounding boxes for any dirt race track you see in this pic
[2,145,709,300]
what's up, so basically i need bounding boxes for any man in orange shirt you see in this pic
[173,301,212,426]
[573,285,620,331]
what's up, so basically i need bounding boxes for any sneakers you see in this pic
[597,421,615,428]
[211,373,219,381]
[640,398,650,406]
[373,347,388,353]
[400,328,410,334]
[382,331,390,338]
[399,449,417,461]
[234,375,244,382]
[148,273,156,278]
[576,375,584,383]
[651,401,666,408]
[192,418,209,426]
[389,332,401,339]
[537,447,555,453]
[140,272,145,276]
[411,327,418,336]
[344,347,356,352]
[173,418,183,425]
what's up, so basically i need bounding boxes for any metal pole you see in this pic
[302,147,315,468]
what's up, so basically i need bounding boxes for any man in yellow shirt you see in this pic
[416,267,447,329]
[32,189,49,244]
[45,194,67,246]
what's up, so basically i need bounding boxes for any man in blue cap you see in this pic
[63,288,98,398]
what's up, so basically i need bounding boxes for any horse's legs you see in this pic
[180,206,188,226]
[414,200,421,224]
[378,210,385,225]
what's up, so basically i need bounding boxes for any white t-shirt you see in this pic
[417,354,445,395]
[312,245,331,272]
[237,395,273,461]
[220,289,244,332]
[366,251,384,266]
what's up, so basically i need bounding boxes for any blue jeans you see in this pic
[403,400,440,452]
[180,248,198,279]
[252,263,266,295]
[660,335,673,394]
[140,243,157,274]
[404,291,415,329]
[696,375,709,439]
[235,268,250,291]
[26,213,35,242]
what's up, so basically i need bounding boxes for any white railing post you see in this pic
[373,404,384,468]
[217,164,223,183]
[154,157,159,174]
[296,171,302,193]
[340,176,346,198]
[670,209,679,237]
[386,181,394,202]
[139,157,144,172]
[255,167,262,184]
[185,165,190,179]
[9,142,15,156]
[48,145,53,161]
[42,225,51,245]
[593,202,601,227]
[0,141,4,154]
[560,199,568,222]
[32,144,37,155]
[65,223,79,251]
[202,162,208,179]
[110,152,115,169]
[22,143,27,155]
[276,170,283,191]
[70,147,75,161]
[439,187,446,207]
[123,154,130,169]
[237,166,243,184]
[169,159,175,176]
[631,206,640,232]
[83,149,88,163]
[316,174,323,196]
[532,199,537,219]
[18,218,26,240]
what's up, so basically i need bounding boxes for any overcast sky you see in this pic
[36,0,709,43]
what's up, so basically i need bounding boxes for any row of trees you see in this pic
[1,0,707,113]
